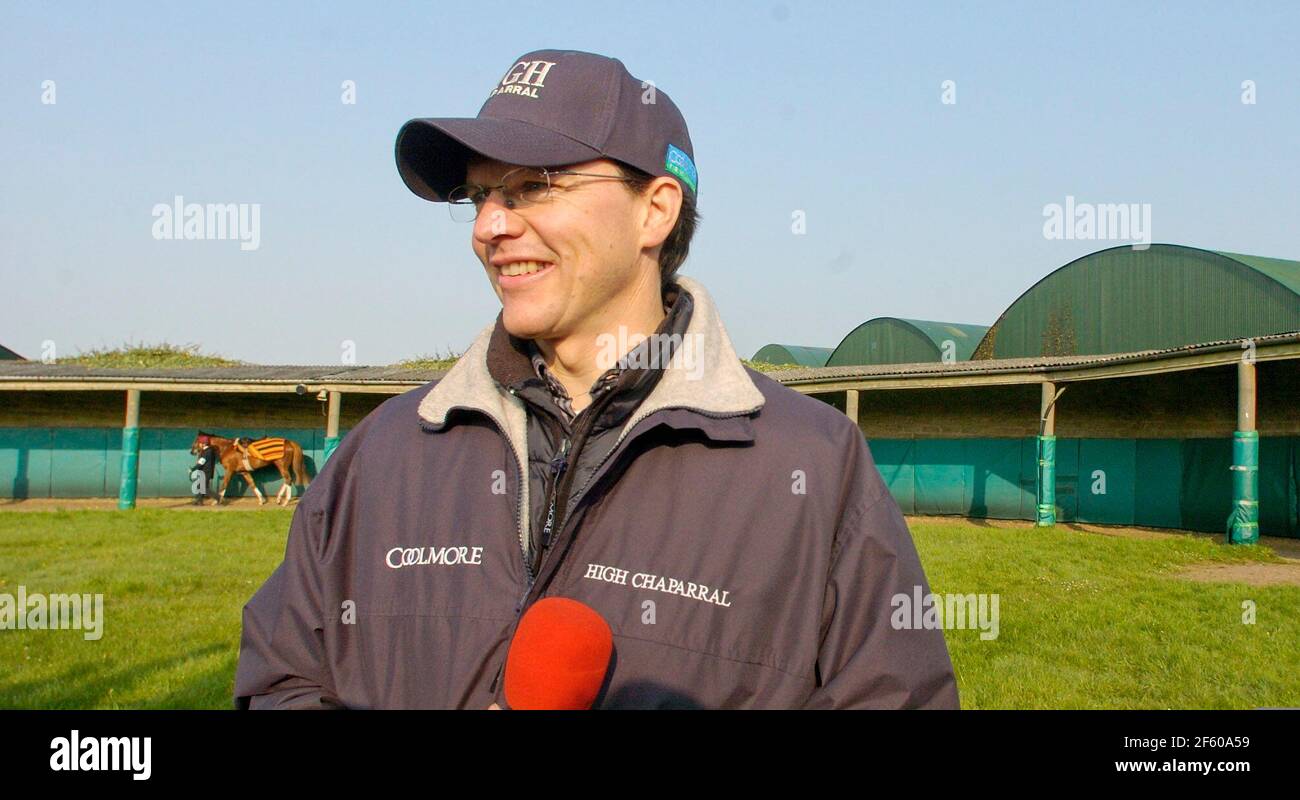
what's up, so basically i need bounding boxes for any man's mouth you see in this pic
[497,260,556,288]
[498,260,553,277]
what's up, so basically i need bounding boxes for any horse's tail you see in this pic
[293,442,310,487]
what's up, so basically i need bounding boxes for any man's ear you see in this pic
[639,177,682,250]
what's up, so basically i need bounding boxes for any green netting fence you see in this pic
[0,427,347,500]
[867,436,1299,538]
[3,428,1297,537]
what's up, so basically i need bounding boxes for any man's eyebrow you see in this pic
[464,163,528,184]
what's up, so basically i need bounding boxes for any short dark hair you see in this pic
[613,161,700,286]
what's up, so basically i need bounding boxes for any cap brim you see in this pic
[395,117,604,202]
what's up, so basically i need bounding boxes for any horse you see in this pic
[189,431,311,506]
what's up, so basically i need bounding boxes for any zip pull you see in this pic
[549,437,571,475]
[539,438,571,551]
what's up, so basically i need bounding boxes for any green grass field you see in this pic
[1,509,1296,708]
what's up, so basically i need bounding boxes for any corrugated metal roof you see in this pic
[2,330,1297,389]
[0,363,448,384]
[973,244,1300,360]
[1214,250,1300,296]
[775,329,1300,383]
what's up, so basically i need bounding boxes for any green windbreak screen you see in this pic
[869,439,916,513]
[1293,446,1300,535]
[1181,439,1234,533]
[1261,438,1297,534]
[967,438,1024,519]
[49,428,114,498]
[1177,437,1295,533]
[4,427,1298,537]
[866,435,1299,538]
[913,439,971,515]
[0,427,348,499]
[1133,440,1183,528]
[1076,439,1137,525]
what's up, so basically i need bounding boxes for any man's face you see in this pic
[464,156,655,343]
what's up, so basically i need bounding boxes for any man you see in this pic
[189,434,219,506]
[234,48,959,709]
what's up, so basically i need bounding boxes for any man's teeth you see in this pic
[500,261,551,277]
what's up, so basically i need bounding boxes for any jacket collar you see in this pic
[497,281,693,435]
[416,275,765,450]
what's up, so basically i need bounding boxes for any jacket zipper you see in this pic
[489,396,756,700]
[490,400,602,699]
[538,437,571,556]
[490,431,570,697]
[535,437,572,564]
[531,392,615,564]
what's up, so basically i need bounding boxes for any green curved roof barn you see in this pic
[973,244,1300,359]
[827,318,989,366]
[750,344,833,367]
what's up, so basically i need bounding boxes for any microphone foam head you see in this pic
[504,597,614,710]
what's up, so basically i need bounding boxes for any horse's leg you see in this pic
[292,443,310,490]
[218,469,234,505]
[242,471,266,505]
[275,460,293,505]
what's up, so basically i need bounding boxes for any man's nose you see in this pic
[472,193,519,242]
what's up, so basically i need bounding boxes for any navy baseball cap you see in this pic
[395,49,698,202]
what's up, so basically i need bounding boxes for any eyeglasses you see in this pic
[446,166,635,222]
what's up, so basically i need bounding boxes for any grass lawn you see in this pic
[0,509,289,709]
[0,509,1296,708]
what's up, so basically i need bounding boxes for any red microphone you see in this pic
[503,597,613,710]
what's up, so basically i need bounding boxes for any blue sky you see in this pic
[2,1,1297,365]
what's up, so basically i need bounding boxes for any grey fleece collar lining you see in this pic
[415,275,765,568]
[416,275,765,434]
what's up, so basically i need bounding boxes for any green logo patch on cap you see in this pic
[665,144,698,192]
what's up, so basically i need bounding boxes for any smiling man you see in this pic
[465,154,677,412]
[234,48,959,709]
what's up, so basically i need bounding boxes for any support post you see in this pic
[323,390,343,463]
[1036,381,1057,527]
[117,389,141,510]
[1228,360,1259,544]
[844,389,859,428]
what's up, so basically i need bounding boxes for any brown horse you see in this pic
[189,431,311,506]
